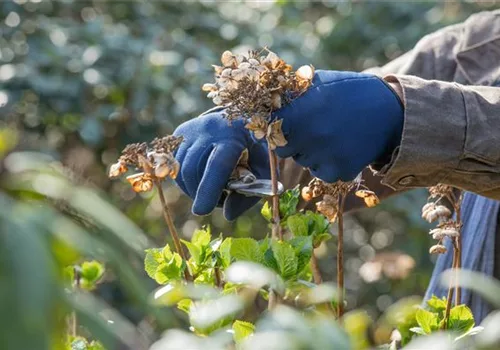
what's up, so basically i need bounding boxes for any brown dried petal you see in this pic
[221,50,236,67]
[316,194,338,222]
[271,92,282,109]
[296,65,315,81]
[245,116,268,140]
[301,186,313,202]
[108,161,127,178]
[429,244,447,254]
[266,119,288,150]
[126,173,154,193]
[355,189,380,207]
[202,83,218,92]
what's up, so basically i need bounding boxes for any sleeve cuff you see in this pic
[375,74,467,190]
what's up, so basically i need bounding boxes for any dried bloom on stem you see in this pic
[429,244,447,254]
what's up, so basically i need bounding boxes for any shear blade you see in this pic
[227,179,284,197]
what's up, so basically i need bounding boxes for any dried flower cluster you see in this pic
[203,49,314,150]
[108,135,182,192]
[301,177,380,222]
[422,184,459,255]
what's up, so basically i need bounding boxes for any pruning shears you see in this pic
[226,150,284,198]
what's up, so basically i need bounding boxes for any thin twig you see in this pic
[310,252,323,284]
[453,193,463,305]
[70,266,81,337]
[214,267,223,288]
[268,148,282,241]
[155,180,192,281]
[442,248,457,330]
[337,194,347,320]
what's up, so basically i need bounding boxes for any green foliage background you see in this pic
[0,1,497,349]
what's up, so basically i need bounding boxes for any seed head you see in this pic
[355,189,380,208]
[429,244,447,254]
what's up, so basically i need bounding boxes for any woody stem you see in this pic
[155,180,192,281]
[337,194,347,320]
[268,148,282,241]
[454,198,462,305]
[443,246,457,330]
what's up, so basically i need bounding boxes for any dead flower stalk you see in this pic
[422,184,463,329]
[302,177,380,319]
[108,136,192,281]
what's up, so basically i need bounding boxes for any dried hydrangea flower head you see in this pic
[108,135,183,193]
[422,183,462,262]
[301,177,379,222]
[203,48,314,150]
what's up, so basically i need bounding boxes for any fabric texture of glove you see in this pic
[173,111,270,220]
[274,70,404,183]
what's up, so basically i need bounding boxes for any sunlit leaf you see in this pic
[271,240,298,280]
[232,320,255,343]
[230,238,264,264]
[415,308,438,334]
[448,304,475,334]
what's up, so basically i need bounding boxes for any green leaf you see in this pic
[154,253,184,284]
[307,210,329,234]
[426,295,447,315]
[415,308,439,334]
[177,299,193,314]
[261,201,272,222]
[219,238,232,268]
[230,238,263,263]
[162,245,174,260]
[448,304,475,334]
[409,327,426,335]
[279,186,300,220]
[232,320,255,343]
[192,227,211,247]
[313,233,332,248]
[271,240,298,280]
[287,214,309,237]
[289,236,313,274]
[144,248,165,279]
[182,240,202,265]
[80,261,105,290]
[263,247,279,272]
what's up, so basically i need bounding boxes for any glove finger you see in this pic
[223,192,261,221]
[181,142,214,198]
[193,143,244,216]
[173,140,190,196]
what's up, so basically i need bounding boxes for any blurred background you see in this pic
[1,0,498,348]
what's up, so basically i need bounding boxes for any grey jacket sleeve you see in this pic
[376,11,500,200]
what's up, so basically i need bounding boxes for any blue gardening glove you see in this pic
[274,70,404,182]
[173,111,270,220]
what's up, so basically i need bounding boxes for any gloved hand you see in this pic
[173,111,270,220]
[274,70,404,183]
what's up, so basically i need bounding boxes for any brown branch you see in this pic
[155,180,192,281]
[268,148,282,241]
[337,194,347,320]
[442,247,457,330]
